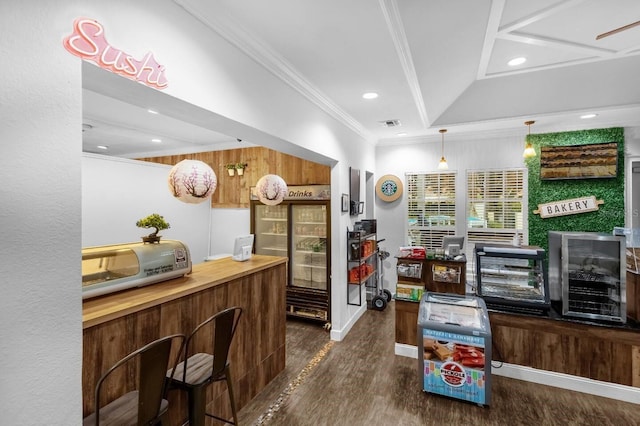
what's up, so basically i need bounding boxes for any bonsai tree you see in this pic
[136,213,170,239]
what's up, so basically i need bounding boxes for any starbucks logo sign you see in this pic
[375,174,403,202]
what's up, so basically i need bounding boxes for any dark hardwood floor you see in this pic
[237,302,640,426]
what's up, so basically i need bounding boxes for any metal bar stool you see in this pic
[168,306,243,426]
[83,333,185,426]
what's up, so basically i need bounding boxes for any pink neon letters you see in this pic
[63,17,168,89]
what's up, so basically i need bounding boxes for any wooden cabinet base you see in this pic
[395,300,419,346]
[395,301,640,388]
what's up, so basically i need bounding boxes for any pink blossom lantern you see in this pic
[255,174,287,205]
[168,160,217,204]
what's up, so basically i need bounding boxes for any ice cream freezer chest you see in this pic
[418,292,492,406]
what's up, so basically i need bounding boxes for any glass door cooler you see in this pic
[251,185,331,325]
[252,204,289,257]
[418,292,492,406]
[291,204,328,292]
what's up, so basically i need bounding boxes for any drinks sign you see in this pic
[63,17,168,90]
[533,195,604,219]
[250,185,330,201]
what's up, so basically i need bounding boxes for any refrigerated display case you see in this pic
[418,292,492,406]
[548,231,626,323]
[475,244,549,314]
[251,185,331,324]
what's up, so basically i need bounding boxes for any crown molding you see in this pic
[379,0,429,128]
[174,0,374,143]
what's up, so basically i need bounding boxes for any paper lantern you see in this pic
[168,160,217,204]
[255,174,287,205]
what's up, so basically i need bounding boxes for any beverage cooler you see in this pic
[418,292,492,406]
[250,185,331,324]
[548,231,626,323]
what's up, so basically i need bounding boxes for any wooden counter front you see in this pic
[83,255,288,424]
[395,299,640,388]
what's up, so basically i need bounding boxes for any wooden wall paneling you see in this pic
[577,337,611,383]
[138,147,330,208]
[493,324,533,367]
[611,343,633,386]
[559,334,580,377]
[528,330,562,373]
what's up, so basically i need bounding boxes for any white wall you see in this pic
[209,209,251,256]
[375,132,530,293]
[82,154,210,263]
[0,2,82,423]
[1,2,374,422]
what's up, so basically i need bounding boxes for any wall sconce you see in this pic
[168,159,217,204]
[437,129,449,170]
[255,174,287,205]
[523,120,536,158]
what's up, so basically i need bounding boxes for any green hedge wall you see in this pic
[525,127,625,252]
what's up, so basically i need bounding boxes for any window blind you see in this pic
[406,172,456,250]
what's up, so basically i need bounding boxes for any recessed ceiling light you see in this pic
[396,132,408,137]
[97,145,108,150]
[508,57,526,66]
[580,113,598,119]
[151,138,162,143]
[147,109,159,114]
[362,92,378,100]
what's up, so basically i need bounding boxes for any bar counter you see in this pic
[83,254,288,424]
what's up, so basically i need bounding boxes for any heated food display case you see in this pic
[418,292,492,406]
[548,231,626,323]
[475,244,549,314]
[82,240,191,299]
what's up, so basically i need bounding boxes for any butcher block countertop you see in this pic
[82,254,287,329]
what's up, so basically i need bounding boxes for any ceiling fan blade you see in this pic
[596,20,640,40]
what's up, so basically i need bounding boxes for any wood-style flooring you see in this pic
[237,302,640,426]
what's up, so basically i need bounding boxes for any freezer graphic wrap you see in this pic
[422,329,487,404]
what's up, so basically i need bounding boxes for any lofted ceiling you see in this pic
[83,0,640,157]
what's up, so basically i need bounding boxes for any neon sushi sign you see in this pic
[63,17,168,90]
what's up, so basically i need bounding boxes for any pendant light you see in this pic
[523,120,536,158]
[437,129,449,170]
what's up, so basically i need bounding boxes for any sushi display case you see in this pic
[418,292,492,406]
[82,240,192,299]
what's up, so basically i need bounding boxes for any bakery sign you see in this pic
[63,17,168,90]
[533,196,604,219]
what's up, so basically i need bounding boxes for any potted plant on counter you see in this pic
[225,163,236,176]
[136,213,170,244]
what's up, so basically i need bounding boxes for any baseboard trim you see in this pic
[330,305,367,341]
[395,343,640,405]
